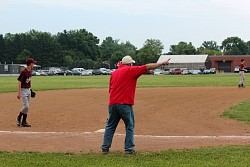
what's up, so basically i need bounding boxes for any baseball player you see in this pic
[16,58,36,127]
[238,59,247,88]
[101,55,170,155]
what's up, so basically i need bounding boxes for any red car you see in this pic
[170,69,182,75]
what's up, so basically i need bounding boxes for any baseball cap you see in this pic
[26,58,37,64]
[122,55,135,64]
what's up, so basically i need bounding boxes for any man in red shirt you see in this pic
[16,58,36,127]
[101,55,170,154]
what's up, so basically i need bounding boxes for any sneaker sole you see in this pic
[21,124,31,127]
[21,125,31,127]
[101,152,109,155]
[125,151,136,155]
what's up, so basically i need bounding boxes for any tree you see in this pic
[198,49,222,55]
[100,37,119,59]
[26,30,63,67]
[57,29,100,61]
[201,41,220,51]
[16,49,32,63]
[137,39,164,65]
[63,55,74,68]
[168,41,196,55]
[120,41,137,56]
[99,37,120,68]
[1,29,101,68]
[247,41,250,55]
[221,37,247,55]
[3,33,19,63]
[197,40,222,55]
[0,34,4,63]
[110,41,137,68]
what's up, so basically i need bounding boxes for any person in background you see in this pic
[238,59,247,88]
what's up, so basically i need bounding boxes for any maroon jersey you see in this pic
[17,68,32,88]
[239,64,245,71]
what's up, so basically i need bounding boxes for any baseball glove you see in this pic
[31,89,36,98]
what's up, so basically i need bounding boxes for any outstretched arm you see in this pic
[146,59,170,70]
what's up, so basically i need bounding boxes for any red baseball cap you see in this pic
[26,58,37,64]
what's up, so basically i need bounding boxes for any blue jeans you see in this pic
[101,104,135,152]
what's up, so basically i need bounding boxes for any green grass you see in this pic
[222,99,250,124]
[1,146,250,167]
[0,74,245,93]
[0,75,110,93]
[138,74,243,87]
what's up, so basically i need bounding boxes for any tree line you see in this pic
[0,29,249,69]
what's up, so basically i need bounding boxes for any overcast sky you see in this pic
[1,0,250,52]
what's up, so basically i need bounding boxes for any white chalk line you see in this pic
[1,130,250,140]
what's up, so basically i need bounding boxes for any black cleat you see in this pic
[125,150,136,155]
[101,149,109,155]
[21,122,31,127]
[16,117,21,127]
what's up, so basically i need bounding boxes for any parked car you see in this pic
[154,69,163,75]
[181,69,191,75]
[105,69,113,75]
[37,70,49,76]
[203,69,211,74]
[32,70,41,76]
[99,68,109,75]
[92,69,101,75]
[245,66,250,73]
[72,68,85,73]
[81,70,92,76]
[71,68,85,75]
[234,66,239,73]
[190,70,201,75]
[170,68,182,75]
[210,68,216,74]
[49,67,61,75]
[162,69,170,75]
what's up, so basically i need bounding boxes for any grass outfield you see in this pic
[1,146,250,167]
[0,74,246,93]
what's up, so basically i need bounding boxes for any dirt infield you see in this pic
[1,87,250,153]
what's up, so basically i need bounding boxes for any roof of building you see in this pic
[157,55,208,63]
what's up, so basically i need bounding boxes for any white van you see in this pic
[72,68,85,73]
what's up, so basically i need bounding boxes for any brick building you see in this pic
[209,55,250,72]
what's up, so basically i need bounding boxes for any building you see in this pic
[157,55,209,70]
[0,64,41,76]
[0,64,22,75]
[209,55,250,72]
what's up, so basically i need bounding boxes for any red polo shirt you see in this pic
[109,65,147,106]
